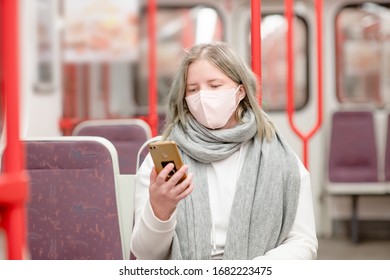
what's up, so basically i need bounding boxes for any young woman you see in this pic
[131,41,318,260]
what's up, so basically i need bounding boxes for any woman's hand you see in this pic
[149,163,194,221]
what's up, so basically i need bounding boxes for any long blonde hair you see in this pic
[162,41,275,141]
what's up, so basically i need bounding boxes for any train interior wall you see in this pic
[20,0,390,237]
[2,0,390,259]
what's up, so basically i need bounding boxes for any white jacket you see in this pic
[131,142,318,260]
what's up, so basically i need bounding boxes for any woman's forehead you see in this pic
[187,59,228,82]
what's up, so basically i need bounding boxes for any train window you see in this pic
[60,0,140,134]
[135,5,224,116]
[336,3,390,107]
[34,0,55,93]
[248,14,309,112]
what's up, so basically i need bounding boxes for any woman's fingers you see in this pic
[154,163,189,186]
[177,182,194,200]
[151,163,193,199]
[171,172,193,196]
[149,164,194,221]
[167,164,188,185]
[154,163,176,185]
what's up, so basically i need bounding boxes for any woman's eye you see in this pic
[187,88,197,93]
[211,85,221,89]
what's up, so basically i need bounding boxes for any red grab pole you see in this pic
[102,64,111,118]
[251,0,262,106]
[314,0,324,140]
[285,0,323,169]
[0,0,29,259]
[148,0,158,136]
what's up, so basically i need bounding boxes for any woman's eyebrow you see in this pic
[187,78,224,86]
[205,78,224,84]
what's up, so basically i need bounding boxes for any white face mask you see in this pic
[185,86,243,129]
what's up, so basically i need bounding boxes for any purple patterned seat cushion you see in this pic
[25,140,122,260]
[328,111,378,182]
[76,124,148,174]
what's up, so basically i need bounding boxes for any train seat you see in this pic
[22,137,134,260]
[72,119,152,174]
[328,111,378,183]
[136,135,163,172]
[326,110,389,243]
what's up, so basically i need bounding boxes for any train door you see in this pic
[323,0,390,238]
[231,1,325,234]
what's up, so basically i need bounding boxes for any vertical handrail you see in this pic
[251,0,262,106]
[0,0,28,259]
[102,63,111,118]
[60,64,78,135]
[285,0,323,169]
[182,10,194,49]
[148,0,158,136]
[83,65,90,119]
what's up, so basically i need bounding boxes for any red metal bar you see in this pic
[285,0,323,169]
[314,0,324,138]
[59,117,82,135]
[2,4,23,173]
[251,0,262,106]
[63,64,77,118]
[83,65,90,119]
[286,0,297,133]
[182,10,194,49]
[215,16,222,40]
[72,65,78,119]
[148,0,158,136]
[0,0,28,259]
[61,64,77,135]
[102,63,111,118]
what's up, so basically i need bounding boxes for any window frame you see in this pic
[245,12,310,113]
[136,3,226,114]
[334,3,389,108]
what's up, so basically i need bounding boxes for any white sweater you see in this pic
[131,142,318,260]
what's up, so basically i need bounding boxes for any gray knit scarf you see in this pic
[168,110,300,260]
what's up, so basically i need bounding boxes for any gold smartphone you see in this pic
[148,140,187,183]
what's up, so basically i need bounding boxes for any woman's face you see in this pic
[185,59,245,129]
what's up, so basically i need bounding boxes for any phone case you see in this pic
[148,140,187,183]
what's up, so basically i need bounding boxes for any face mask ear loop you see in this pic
[236,85,245,101]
